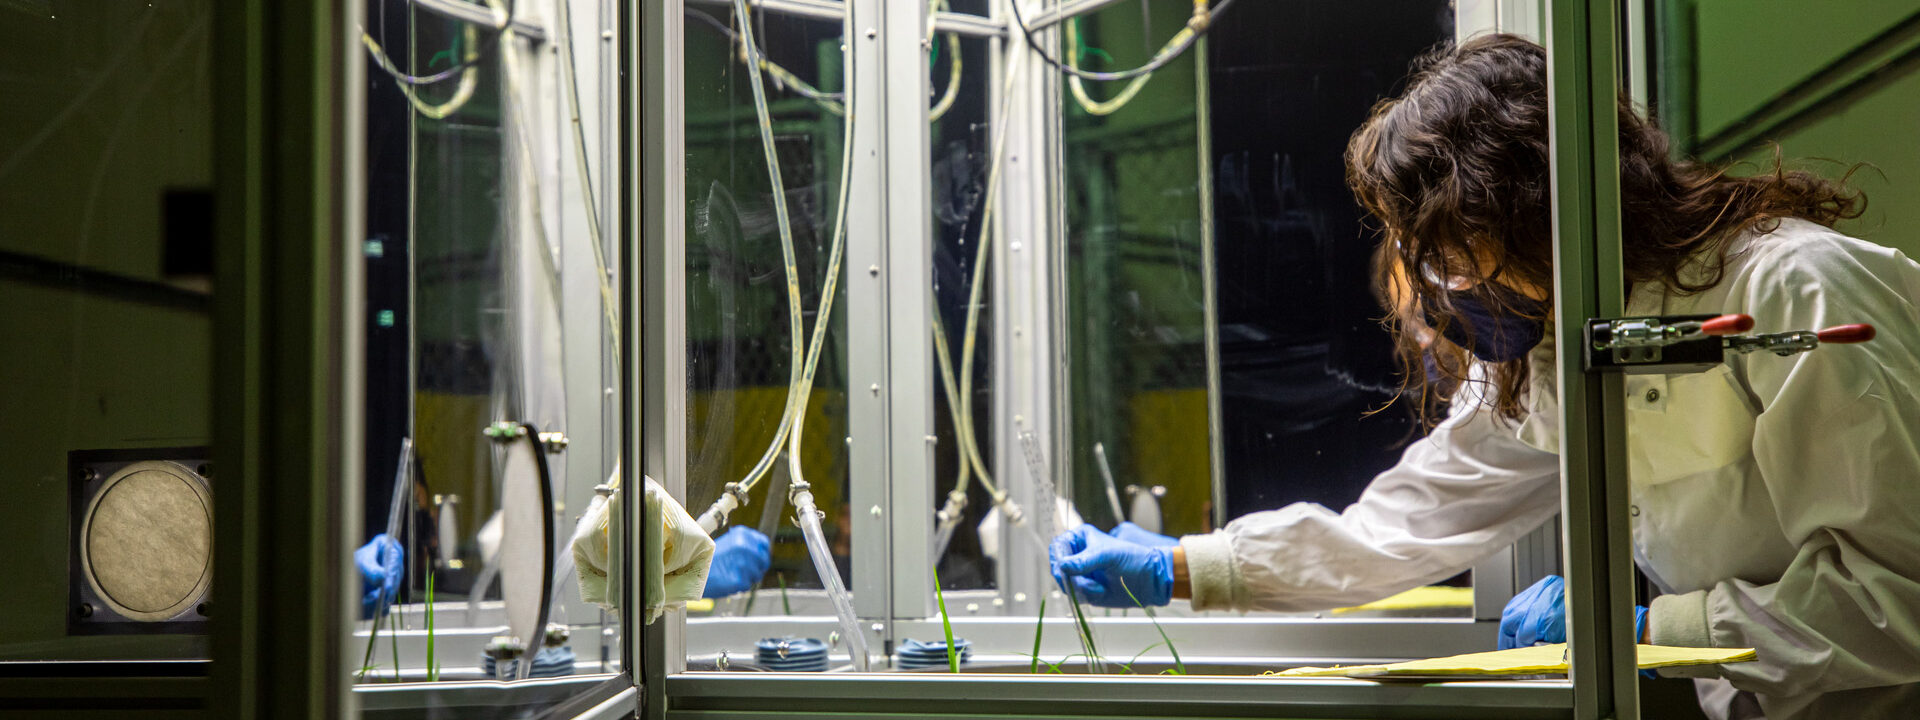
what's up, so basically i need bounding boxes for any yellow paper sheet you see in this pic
[1269,643,1757,678]
[1330,586,1476,615]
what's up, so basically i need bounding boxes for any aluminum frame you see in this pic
[1545,0,1640,718]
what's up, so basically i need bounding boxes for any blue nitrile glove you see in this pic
[1499,575,1566,650]
[1111,521,1178,548]
[1634,605,1655,679]
[1048,525,1174,608]
[1501,576,1655,676]
[357,533,404,619]
[703,526,771,598]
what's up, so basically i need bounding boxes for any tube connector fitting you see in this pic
[697,482,752,535]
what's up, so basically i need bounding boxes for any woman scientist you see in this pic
[1049,34,1920,719]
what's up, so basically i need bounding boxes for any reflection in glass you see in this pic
[1062,5,1213,539]
[352,0,625,703]
[681,5,851,618]
[929,35,999,591]
[0,0,214,663]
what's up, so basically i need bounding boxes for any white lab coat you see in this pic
[1181,219,1920,719]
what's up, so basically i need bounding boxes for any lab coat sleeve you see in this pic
[1648,232,1920,701]
[1183,383,1563,612]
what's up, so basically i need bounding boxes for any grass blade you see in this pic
[1062,576,1104,674]
[1119,579,1183,675]
[932,562,959,673]
[778,572,792,616]
[1028,595,1047,674]
[425,570,438,681]
[388,607,402,681]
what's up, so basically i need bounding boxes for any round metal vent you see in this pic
[79,461,213,622]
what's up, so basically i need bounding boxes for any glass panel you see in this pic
[351,0,624,707]
[680,3,853,665]
[0,0,214,662]
[1062,2,1212,550]
[930,35,998,592]
[1202,0,1458,602]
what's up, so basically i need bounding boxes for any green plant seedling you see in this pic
[1119,579,1184,675]
[932,563,959,673]
[425,570,439,681]
[1028,595,1047,674]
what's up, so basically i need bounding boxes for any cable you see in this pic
[694,0,856,533]
[684,8,846,116]
[1007,0,1235,83]
[362,0,518,87]
[926,0,962,122]
[1065,18,1150,116]
[557,0,621,363]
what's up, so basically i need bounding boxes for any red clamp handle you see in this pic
[1817,324,1877,344]
[1700,314,1755,336]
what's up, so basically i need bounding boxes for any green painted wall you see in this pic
[1680,0,1920,256]
[0,1,213,660]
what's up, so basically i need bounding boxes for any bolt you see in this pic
[993,597,1005,607]
[965,603,979,614]
[869,384,881,396]
[1014,592,1028,603]
[869,505,883,518]
[925,435,939,445]
[77,603,94,619]
[865,27,877,39]
[197,602,209,617]
[1010,241,1023,252]
[74,467,97,484]
[868,264,880,276]
[196,463,211,478]
[871,623,885,634]
[601,30,613,41]
[1645,388,1661,403]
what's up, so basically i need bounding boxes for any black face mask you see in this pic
[1430,288,1548,363]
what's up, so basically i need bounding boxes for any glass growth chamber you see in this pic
[639,0,1646,719]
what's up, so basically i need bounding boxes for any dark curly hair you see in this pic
[1346,33,1864,425]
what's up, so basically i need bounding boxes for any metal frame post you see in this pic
[634,0,688,713]
[993,0,1060,614]
[1545,1,1640,719]
[207,0,360,718]
[875,0,938,626]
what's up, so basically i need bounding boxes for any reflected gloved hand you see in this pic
[1111,521,1178,548]
[357,533,404,619]
[1048,525,1174,608]
[702,526,771,599]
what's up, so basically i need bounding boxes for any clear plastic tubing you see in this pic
[788,481,869,671]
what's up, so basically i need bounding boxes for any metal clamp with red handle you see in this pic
[1586,314,1876,374]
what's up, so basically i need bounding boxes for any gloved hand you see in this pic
[702,526,771,598]
[1048,525,1174,608]
[357,533,404,619]
[1111,521,1178,548]
[1500,575,1653,669]
[1499,575,1565,649]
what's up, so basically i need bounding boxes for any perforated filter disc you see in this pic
[81,461,213,621]
[497,432,553,666]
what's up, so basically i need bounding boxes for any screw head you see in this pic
[77,603,94,618]
[74,467,97,484]
[865,27,877,38]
